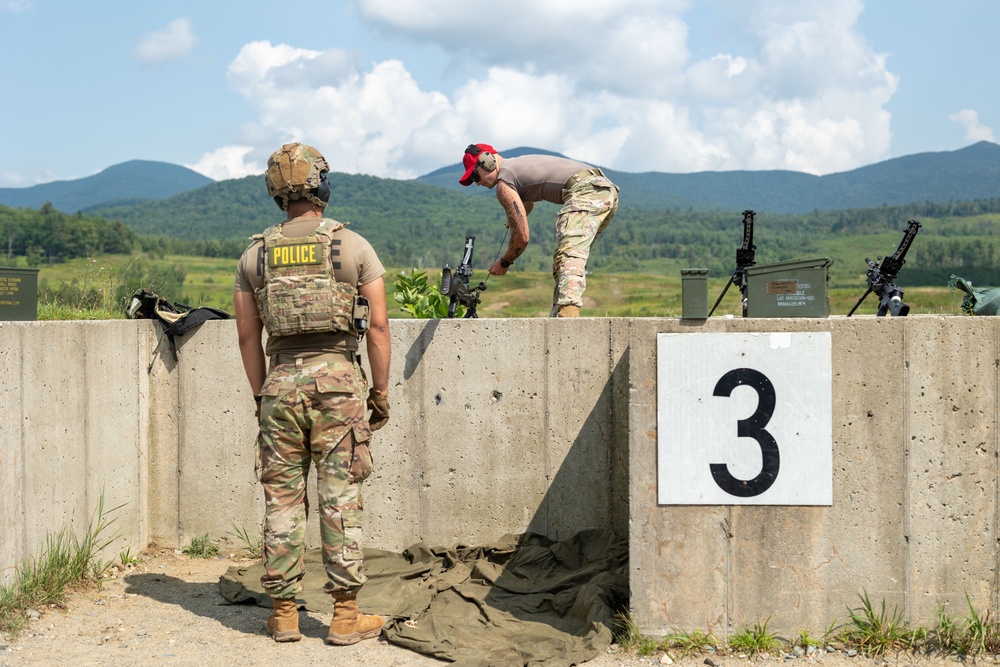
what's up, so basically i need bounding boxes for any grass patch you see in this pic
[225,524,263,559]
[614,611,661,655]
[932,594,1000,656]
[729,618,781,656]
[662,628,720,657]
[36,255,142,320]
[117,547,142,566]
[837,591,924,656]
[612,592,1000,663]
[182,534,219,559]
[0,495,123,638]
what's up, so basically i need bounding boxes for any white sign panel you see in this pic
[657,332,832,505]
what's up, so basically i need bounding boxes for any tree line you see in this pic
[5,196,1000,287]
[0,203,246,264]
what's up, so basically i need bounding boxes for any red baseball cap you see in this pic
[459,143,496,186]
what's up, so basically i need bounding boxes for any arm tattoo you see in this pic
[497,182,530,256]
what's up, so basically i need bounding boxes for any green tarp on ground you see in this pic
[219,528,628,666]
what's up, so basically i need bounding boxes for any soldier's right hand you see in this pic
[367,389,389,431]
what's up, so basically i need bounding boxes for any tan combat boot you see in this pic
[557,305,580,318]
[326,591,384,645]
[265,597,301,642]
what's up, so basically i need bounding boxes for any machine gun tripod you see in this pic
[709,210,757,317]
[847,219,921,317]
[441,235,488,318]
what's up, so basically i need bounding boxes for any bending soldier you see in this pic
[459,144,620,317]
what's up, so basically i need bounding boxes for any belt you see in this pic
[565,167,605,189]
[271,350,358,366]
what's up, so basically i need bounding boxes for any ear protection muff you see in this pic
[466,144,497,173]
[271,172,330,210]
[315,171,331,204]
[478,151,497,172]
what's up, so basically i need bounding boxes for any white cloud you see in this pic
[0,168,55,188]
[185,146,259,181]
[216,42,453,179]
[134,18,197,65]
[949,109,996,143]
[204,0,901,179]
[356,0,690,97]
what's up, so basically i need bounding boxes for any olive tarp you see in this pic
[950,274,1000,315]
[219,528,628,666]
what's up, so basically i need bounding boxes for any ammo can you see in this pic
[681,268,709,319]
[745,257,832,318]
[0,267,40,321]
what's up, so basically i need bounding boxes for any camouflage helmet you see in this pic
[265,142,331,210]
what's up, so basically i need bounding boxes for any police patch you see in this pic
[268,243,322,268]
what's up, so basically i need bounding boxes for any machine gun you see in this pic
[847,219,922,317]
[440,235,487,318]
[708,210,757,317]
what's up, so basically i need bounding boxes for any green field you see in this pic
[34,252,965,320]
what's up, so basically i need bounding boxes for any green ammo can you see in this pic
[0,267,40,321]
[745,257,833,318]
[681,268,709,319]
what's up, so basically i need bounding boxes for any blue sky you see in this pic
[1,0,996,187]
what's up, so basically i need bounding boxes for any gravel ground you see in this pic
[0,546,972,667]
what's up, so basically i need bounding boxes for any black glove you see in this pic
[367,389,389,431]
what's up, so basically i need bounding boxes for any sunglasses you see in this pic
[470,167,482,184]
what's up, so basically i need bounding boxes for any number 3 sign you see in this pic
[657,332,832,505]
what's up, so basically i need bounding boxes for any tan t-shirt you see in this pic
[497,155,590,205]
[234,216,385,356]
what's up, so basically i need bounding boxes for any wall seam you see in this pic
[419,324,429,541]
[83,325,90,526]
[542,321,551,535]
[902,321,912,621]
[137,323,149,548]
[726,506,733,638]
[18,326,27,563]
[175,341,184,547]
[607,319,618,535]
[994,319,1000,613]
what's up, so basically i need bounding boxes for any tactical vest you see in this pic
[252,219,361,338]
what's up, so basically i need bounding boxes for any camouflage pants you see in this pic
[550,173,619,315]
[256,357,373,600]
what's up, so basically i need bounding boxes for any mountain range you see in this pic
[3,141,1000,216]
[0,160,214,213]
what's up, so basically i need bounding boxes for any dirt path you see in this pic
[0,546,960,667]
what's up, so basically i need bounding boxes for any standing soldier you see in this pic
[459,144,620,317]
[233,142,391,646]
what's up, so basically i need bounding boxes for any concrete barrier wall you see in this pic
[0,321,152,584]
[628,316,1000,638]
[1,318,629,581]
[1,316,997,638]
